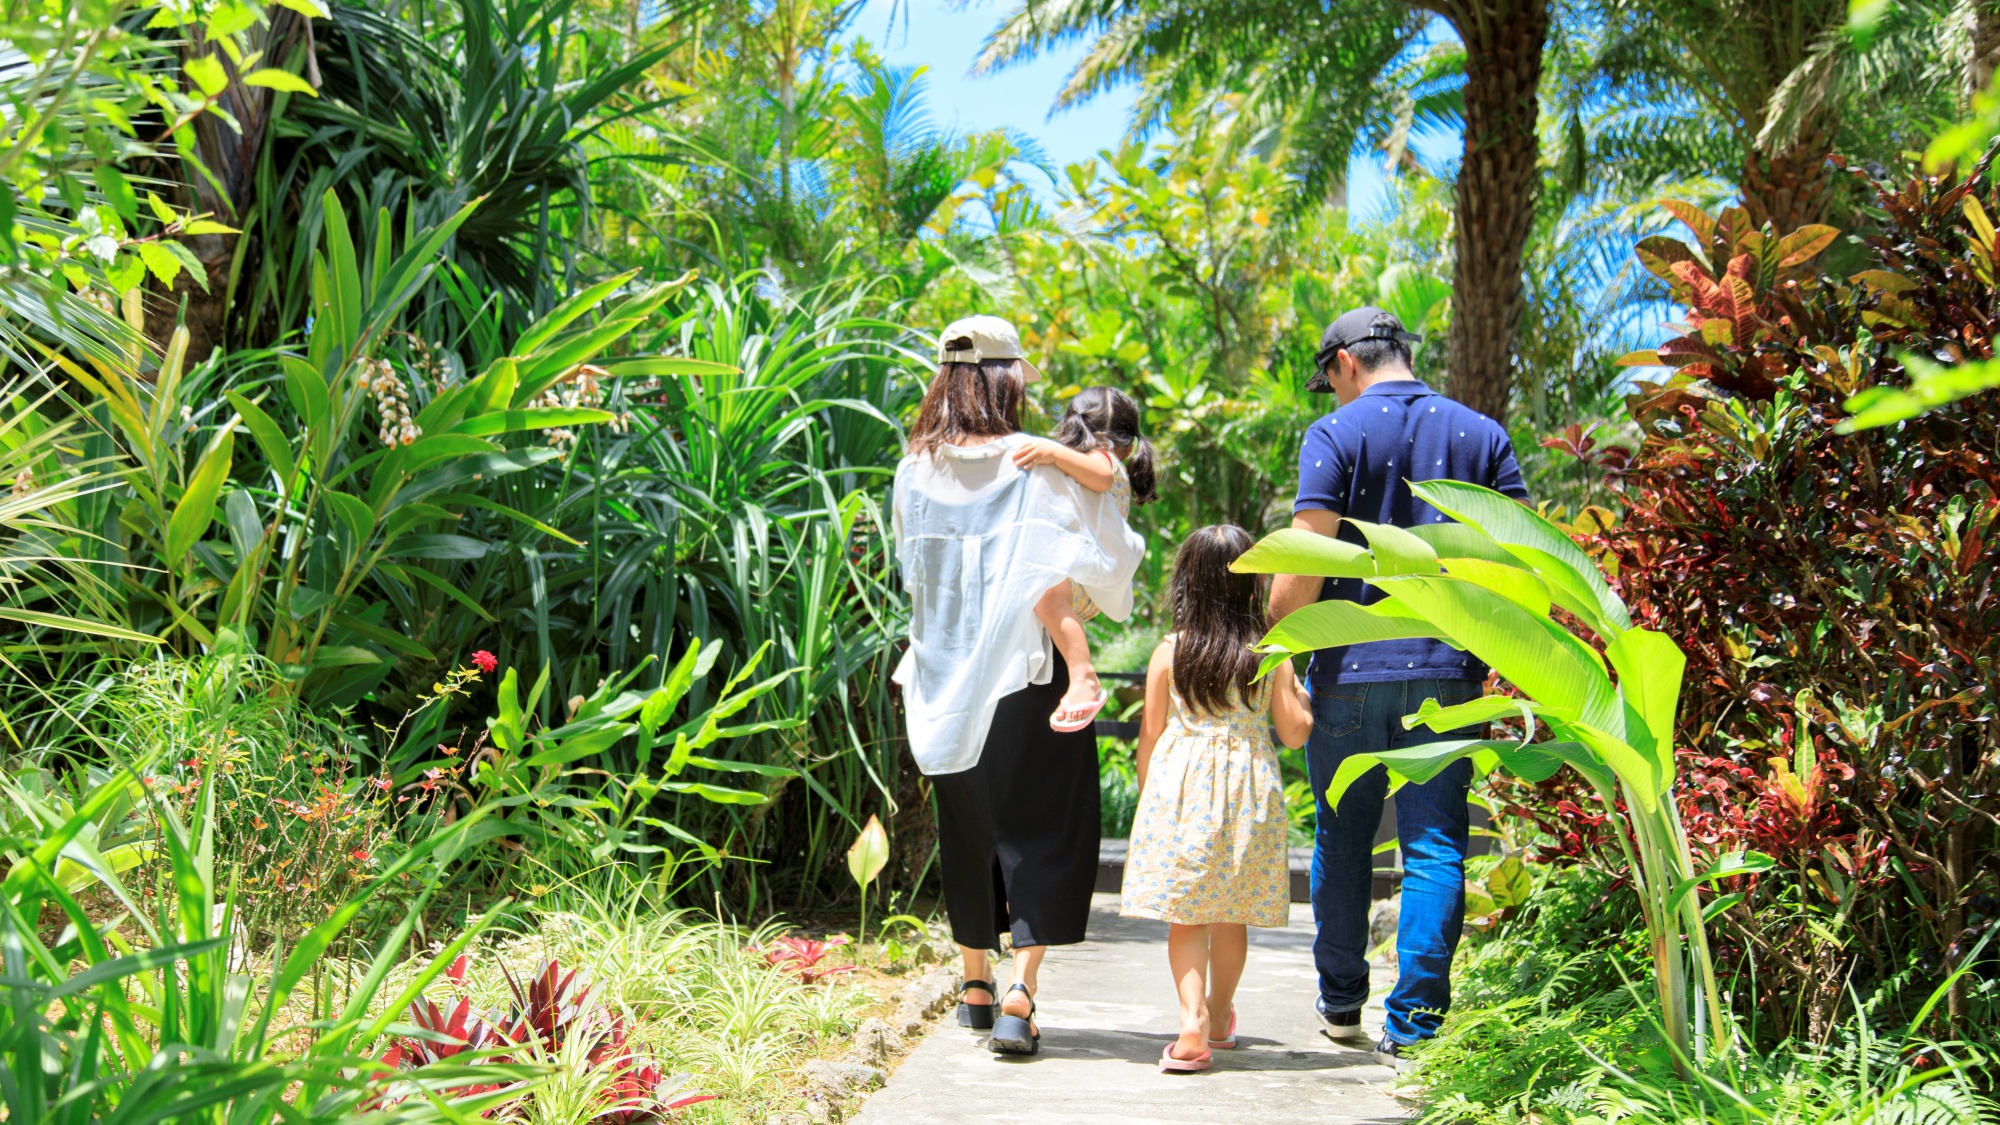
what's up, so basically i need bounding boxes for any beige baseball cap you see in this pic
[937,315,1041,383]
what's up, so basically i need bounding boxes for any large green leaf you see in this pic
[1554,720,1664,812]
[1402,693,1535,734]
[363,198,482,338]
[1411,480,1632,635]
[1323,738,1567,811]
[1344,517,1439,575]
[1408,522,1526,566]
[599,356,742,378]
[522,724,634,768]
[1604,627,1687,788]
[512,269,641,355]
[224,391,296,494]
[1371,574,1610,722]
[319,189,362,351]
[280,354,329,433]
[1230,527,1376,579]
[446,406,615,437]
[166,429,233,567]
[1258,598,1447,659]
[1440,557,1552,617]
[322,490,376,555]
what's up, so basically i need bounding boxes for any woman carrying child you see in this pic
[892,316,1147,1056]
[1120,525,1314,1073]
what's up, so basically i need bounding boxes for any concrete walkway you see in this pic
[854,893,1406,1125]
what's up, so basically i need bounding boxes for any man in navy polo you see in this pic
[1268,306,1527,1067]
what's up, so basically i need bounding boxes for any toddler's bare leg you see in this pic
[1033,581,1103,725]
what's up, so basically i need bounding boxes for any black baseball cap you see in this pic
[1308,306,1422,392]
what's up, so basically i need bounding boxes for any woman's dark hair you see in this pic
[1050,385,1158,504]
[1169,524,1266,717]
[906,349,1024,456]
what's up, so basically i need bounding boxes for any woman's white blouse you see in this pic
[891,435,1144,775]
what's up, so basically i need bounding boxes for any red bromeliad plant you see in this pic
[758,935,856,985]
[1534,154,2000,1044]
[380,958,713,1121]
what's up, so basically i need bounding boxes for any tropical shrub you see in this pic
[22,191,704,701]
[1560,156,2000,1042]
[449,640,800,898]
[0,741,537,1123]
[230,0,673,348]
[111,651,409,941]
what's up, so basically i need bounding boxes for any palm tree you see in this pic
[1590,0,1962,232]
[977,0,1550,421]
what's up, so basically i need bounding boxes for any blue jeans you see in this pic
[1306,677,1480,1045]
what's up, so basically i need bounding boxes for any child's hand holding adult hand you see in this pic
[1009,437,1066,470]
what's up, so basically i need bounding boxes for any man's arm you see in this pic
[1266,508,1341,627]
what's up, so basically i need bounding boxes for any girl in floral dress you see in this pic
[1122,525,1314,1073]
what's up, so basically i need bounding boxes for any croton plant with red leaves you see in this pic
[1508,154,1999,1045]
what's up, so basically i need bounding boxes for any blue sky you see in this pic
[846,0,1457,219]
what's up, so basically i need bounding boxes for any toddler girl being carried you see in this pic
[1008,386,1157,732]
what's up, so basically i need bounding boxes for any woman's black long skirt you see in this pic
[931,649,1101,949]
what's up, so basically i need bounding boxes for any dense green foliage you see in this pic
[5,0,2000,1117]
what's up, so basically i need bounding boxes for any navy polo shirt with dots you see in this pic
[1292,379,1528,687]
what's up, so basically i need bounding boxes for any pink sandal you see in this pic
[1159,1041,1213,1073]
[1049,687,1109,733]
[1208,1009,1238,1050]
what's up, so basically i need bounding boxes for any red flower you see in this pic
[349,848,373,864]
[471,650,498,674]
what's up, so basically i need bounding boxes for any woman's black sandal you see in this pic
[987,982,1039,1055]
[956,980,996,1030]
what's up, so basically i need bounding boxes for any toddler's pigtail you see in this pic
[1124,433,1159,505]
[1051,402,1102,453]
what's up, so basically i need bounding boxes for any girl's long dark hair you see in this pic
[906,350,1024,456]
[1169,524,1266,717]
[1051,386,1158,504]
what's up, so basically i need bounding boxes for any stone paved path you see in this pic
[853,893,1407,1125]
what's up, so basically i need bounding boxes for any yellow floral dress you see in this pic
[1120,637,1291,928]
[1070,455,1132,622]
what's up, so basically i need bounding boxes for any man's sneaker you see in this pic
[1372,1033,1410,1070]
[1316,1003,1366,1042]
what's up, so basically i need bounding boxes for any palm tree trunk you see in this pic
[1442,0,1549,422]
[1972,0,2000,106]
[146,10,308,362]
[1739,119,1834,233]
